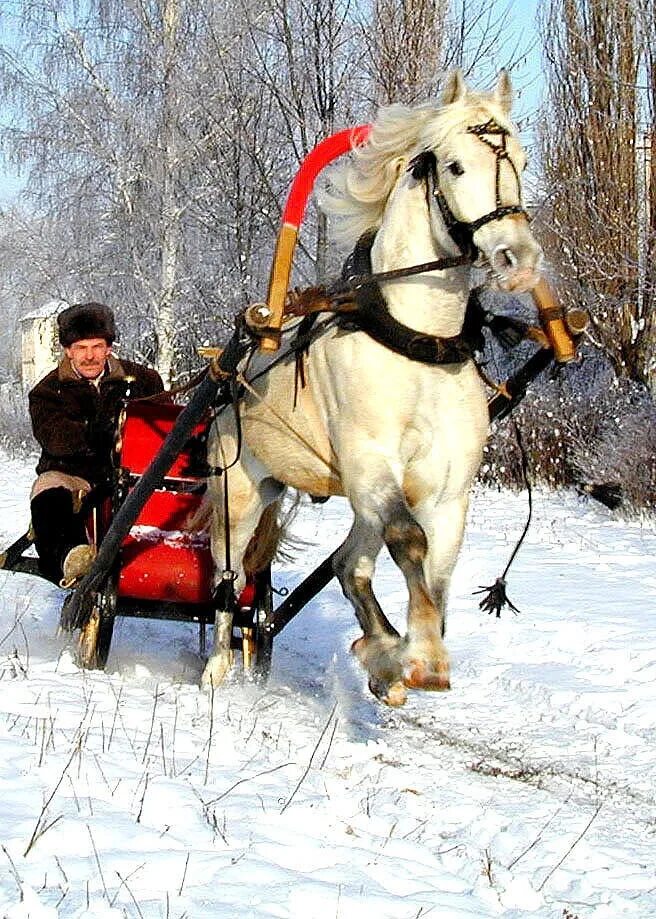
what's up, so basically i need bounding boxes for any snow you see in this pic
[1,450,656,918]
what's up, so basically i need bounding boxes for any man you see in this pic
[29,302,164,586]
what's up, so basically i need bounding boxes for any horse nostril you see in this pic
[492,247,517,270]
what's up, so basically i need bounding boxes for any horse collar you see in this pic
[339,231,480,367]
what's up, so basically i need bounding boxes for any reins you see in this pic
[331,252,472,294]
[237,373,340,476]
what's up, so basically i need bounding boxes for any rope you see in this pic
[501,422,533,579]
[473,420,533,618]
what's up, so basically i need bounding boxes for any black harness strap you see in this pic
[331,230,530,368]
[340,279,475,365]
[293,313,319,408]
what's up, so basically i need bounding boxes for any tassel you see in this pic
[474,577,520,618]
[60,589,92,632]
[474,422,530,620]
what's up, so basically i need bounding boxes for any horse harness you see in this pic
[283,228,534,394]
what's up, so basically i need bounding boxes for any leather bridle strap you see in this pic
[468,119,522,210]
[332,252,472,296]
[329,229,472,298]
[408,118,528,258]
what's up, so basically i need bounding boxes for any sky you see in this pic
[503,0,543,136]
[0,0,543,208]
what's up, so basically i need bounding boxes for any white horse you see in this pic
[203,70,543,705]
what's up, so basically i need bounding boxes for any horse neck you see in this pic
[370,179,470,338]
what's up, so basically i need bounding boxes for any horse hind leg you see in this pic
[383,502,451,692]
[334,523,407,707]
[201,472,281,690]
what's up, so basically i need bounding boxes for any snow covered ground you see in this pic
[1,449,655,918]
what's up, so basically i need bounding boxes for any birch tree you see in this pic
[0,0,231,383]
[214,0,363,285]
[360,0,449,106]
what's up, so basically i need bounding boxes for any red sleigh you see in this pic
[81,398,272,671]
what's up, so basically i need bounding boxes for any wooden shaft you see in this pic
[260,223,299,352]
[530,277,576,363]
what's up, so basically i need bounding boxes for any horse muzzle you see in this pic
[475,219,543,293]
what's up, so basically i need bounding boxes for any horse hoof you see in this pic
[368,677,407,707]
[201,653,232,690]
[403,660,450,692]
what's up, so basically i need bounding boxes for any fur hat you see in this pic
[58,302,116,347]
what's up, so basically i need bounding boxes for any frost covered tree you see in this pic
[360,0,529,108]
[539,0,656,395]
[0,0,243,383]
[360,0,450,105]
[226,0,365,284]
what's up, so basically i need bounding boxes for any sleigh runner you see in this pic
[2,71,586,702]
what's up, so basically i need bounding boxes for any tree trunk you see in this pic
[156,0,181,387]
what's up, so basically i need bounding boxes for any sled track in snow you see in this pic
[393,707,656,817]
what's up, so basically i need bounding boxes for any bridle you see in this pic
[408,118,527,259]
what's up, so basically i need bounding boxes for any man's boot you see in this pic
[30,487,89,585]
[60,544,97,589]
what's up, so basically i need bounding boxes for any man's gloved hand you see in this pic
[87,416,116,453]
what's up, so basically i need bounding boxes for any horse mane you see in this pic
[318,89,515,251]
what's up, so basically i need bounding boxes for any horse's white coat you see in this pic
[203,72,543,702]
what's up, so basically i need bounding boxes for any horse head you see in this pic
[321,71,542,295]
[414,69,542,292]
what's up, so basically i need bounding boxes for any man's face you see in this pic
[65,338,111,380]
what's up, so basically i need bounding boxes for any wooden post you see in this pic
[260,224,299,352]
[530,277,577,363]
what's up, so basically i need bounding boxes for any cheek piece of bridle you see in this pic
[408,118,527,260]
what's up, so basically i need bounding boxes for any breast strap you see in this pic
[337,230,478,366]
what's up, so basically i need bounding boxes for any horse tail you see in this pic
[185,495,213,532]
[190,493,303,575]
[243,500,284,576]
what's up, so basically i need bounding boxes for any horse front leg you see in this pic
[334,521,407,706]
[383,500,452,692]
[396,495,472,691]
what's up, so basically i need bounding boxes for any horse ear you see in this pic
[494,69,513,114]
[441,69,467,105]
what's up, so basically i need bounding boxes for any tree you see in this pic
[539,0,656,394]
[225,0,364,284]
[0,0,241,384]
[360,0,449,106]
[359,0,528,108]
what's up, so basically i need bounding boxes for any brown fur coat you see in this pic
[29,354,163,485]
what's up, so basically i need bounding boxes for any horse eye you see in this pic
[447,161,464,177]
